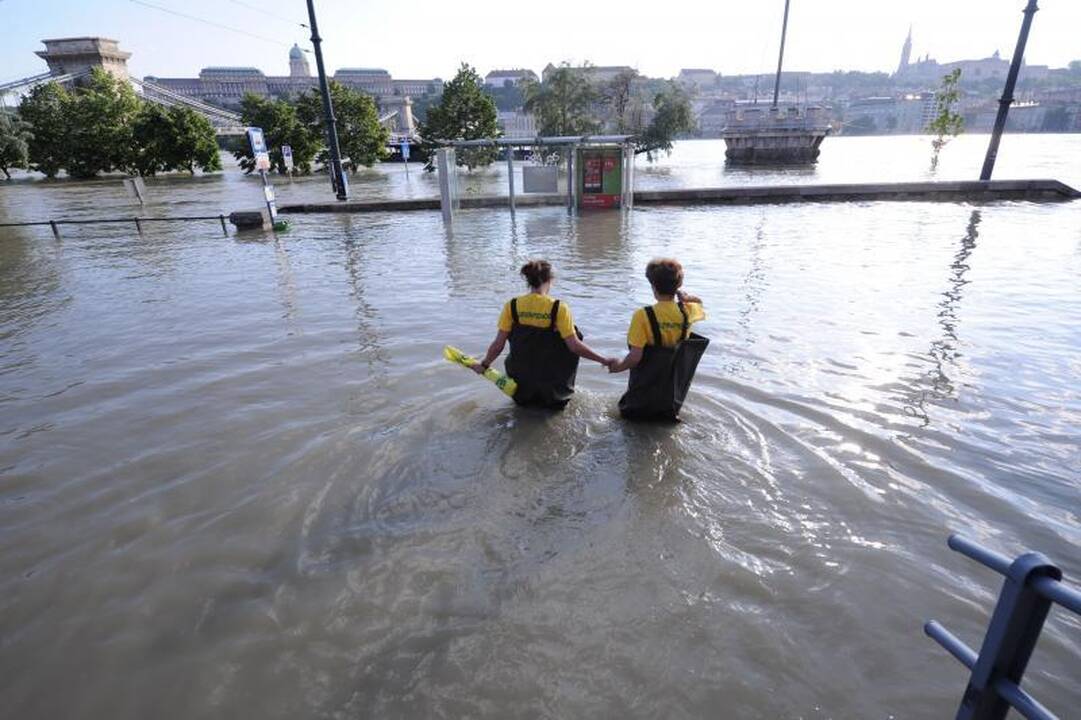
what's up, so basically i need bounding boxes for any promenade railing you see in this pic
[925,533,1080,720]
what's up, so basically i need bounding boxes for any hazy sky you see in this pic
[3,0,1080,83]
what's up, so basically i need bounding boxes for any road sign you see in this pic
[281,144,294,172]
[400,142,410,162]
[247,127,271,172]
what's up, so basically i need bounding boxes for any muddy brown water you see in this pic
[1,136,1079,718]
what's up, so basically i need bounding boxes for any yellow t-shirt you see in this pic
[627,301,705,348]
[498,294,576,339]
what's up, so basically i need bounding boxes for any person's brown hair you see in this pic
[520,259,553,289]
[645,258,684,295]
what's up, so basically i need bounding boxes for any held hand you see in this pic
[471,362,486,375]
[607,360,623,374]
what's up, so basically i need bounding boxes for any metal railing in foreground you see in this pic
[0,215,230,238]
[925,533,1081,720]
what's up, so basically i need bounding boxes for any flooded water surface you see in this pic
[1,137,1079,718]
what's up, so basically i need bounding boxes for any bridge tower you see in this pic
[380,96,416,137]
[35,37,131,83]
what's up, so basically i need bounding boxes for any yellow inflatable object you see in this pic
[443,345,517,398]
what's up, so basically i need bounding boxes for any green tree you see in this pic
[605,68,639,133]
[418,63,500,171]
[162,105,222,174]
[18,81,71,178]
[235,93,319,174]
[129,104,222,176]
[65,68,141,178]
[523,63,600,137]
[928,68,964,171]
[296,81,387,173]
[634,82,696,160]
[0,111,33,180]
[129,102,171,177]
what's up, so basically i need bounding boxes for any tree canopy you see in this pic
[0,111,33,180]
[296,81,388,173]
[523,64,600,137]
[633,82,696,159]
[235,94,317,174]
[17,69,222,178]
[419,63,501,171]
[19,81,70,178]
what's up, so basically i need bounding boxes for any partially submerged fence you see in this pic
[0,215,230,238]
[925,533,1080,720]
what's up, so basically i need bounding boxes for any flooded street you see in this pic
[1,136,1079,718]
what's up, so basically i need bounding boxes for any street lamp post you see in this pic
[979,0,1040,181]
[305,0,348,200]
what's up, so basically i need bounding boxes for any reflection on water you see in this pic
[904,210,981,425]
[1,139,1080,719]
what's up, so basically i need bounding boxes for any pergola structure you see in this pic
[436,135,635,222]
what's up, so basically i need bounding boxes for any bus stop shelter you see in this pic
[436,135,635,223]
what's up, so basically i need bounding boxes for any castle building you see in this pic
[289,44,310,78]
[144,48,441,112]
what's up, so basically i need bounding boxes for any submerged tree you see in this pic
[418,64,500,171]
[236,93,319,174]
[19,81,71,178]
[928,69,964,171]
[523,63,600,138]
[65,68,141,178]
[296,81,387,173]
[634,82,696,160]
[0,111,33,179]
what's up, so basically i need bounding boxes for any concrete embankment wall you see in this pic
[273,180,1079,218]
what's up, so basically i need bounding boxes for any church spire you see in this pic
[897,25,913,76]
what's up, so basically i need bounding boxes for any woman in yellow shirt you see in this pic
[473,260,615,409]
[609,258,710,420]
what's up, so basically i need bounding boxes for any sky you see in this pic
[3,0,1080,84]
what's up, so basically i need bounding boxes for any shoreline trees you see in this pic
[17,69,221,179]
[418,64,500,171]
[234,81,388,175]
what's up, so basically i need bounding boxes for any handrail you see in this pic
[0,214,230,238]
[925,533,1077,720]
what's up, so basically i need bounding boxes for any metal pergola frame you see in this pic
[438,135,636,215]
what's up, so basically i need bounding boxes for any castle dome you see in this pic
[289,44,303,60]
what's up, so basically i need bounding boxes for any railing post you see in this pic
[957,551,1061,720]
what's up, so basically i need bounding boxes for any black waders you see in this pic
[619,303,709,421]
[504,298,583,409]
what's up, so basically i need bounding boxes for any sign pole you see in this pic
[305,0,349,201]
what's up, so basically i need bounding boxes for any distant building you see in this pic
[144,49,440,111]
[894,28,1019,84]
[542,64,634,84]
[843,93,936,134]
[484,69,538,88]
[36,37,131,82]
[497,110,537,136]
[289,44,310,78]
[697,98,736,135]
[677,68,718,89]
